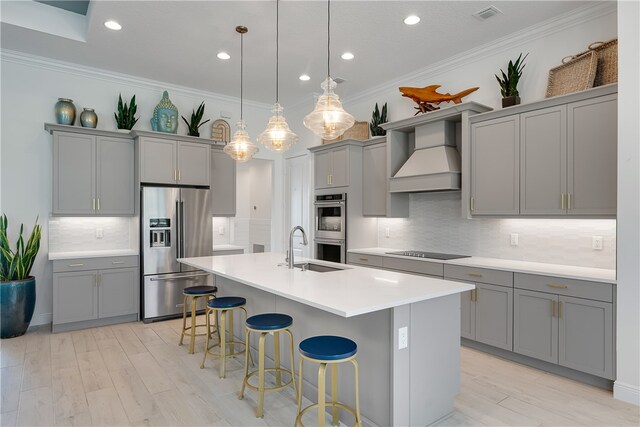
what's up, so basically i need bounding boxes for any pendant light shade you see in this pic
[258,103,299,151]
[304,0,354,140]
[259,0,299,152]
[303,77,354,140]
[224,25,259,162]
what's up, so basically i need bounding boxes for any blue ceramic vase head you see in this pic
[150,91,178,133]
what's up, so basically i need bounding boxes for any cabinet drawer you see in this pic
[53,255,139,273]
[347,253,384,268]
[383,257,443,277]
[514,273,612,302]
[444,265,513,287]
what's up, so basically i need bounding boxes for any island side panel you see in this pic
[409,294,461,425]
[215,275,392,426]
[391,304,411,427]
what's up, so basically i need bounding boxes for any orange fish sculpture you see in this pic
[399,85,479,115]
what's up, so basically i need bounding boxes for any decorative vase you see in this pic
[80,108,98,128]
[55,98,76,125]
[0,277,36,339]
[502,96,521,108]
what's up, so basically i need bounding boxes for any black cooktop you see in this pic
[386,251,471,260]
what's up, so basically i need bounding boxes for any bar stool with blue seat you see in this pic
[295,335,361,427]
[201,296,250,378]
[179,285,218,354]
[239,313,296,418]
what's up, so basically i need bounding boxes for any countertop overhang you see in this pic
[178,252,474,318]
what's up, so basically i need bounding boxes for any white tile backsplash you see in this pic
[49,217,136,253]
[378,192,616,269]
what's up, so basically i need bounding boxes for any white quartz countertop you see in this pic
[49,249,139,261]
[179,252,474,318]
[212,244,245,252]
[348,248,616,284]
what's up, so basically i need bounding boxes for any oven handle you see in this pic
[314,238,345,245]
[314,201,345,206]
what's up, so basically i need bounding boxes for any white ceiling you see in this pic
[1,1,599,106]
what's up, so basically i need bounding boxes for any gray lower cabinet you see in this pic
[513,274,614,379]
[474,283,513,350]
[53,256,139,332]
[53,131,134,215]
[210,148,236,216]
[139,136,210,186]
[363,143,387,216]
[460,289,475,340]
[470,116,520,215]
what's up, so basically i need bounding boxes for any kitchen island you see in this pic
[180,252,474,426]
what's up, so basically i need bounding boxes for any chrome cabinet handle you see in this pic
[470,197,475,212]
[97,198,100,211]
[178,170,181,181]
[68,263,84,267]
[92,198,96,210]
[174,169,177,181]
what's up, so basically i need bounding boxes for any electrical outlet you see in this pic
[398,326,408,350]
[385,227,390,238]
[510,233,519,246]
[95,228,104,239]
[592,236,604,250]
[218,226,225,235]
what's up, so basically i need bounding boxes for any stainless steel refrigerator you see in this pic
[141,187,214,322]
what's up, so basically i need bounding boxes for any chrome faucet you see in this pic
[287,226,308,269]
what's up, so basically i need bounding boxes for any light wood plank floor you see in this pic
[1,317,638,426]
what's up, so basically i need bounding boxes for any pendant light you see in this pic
[303,0,354,140]
[224,26,259,162]
[258,0,299,152]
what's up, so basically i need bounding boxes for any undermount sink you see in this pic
[293,262,348,273]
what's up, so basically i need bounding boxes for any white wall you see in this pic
[614,0,640,406]
[0,51,284,325]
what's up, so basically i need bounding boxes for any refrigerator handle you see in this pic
[180,200,185,258]
[176,200,181,259]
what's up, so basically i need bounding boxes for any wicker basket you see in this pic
[322,121,369,144]
[546,51,598,98]
[584,39,618,86]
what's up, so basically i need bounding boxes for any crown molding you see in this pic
[0,49,272,111]
[343,2,617,107]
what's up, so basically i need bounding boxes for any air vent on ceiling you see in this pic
[333,77,346,84]
[472,5,502,21]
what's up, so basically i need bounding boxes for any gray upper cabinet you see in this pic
[474,283,513,351]
[139,136,211,187]
[470,116,520,215]
[363,143,387,216]
[520,106,567,215]
[513,288,558,364]
[210,148,236,216]
[314,146,349,189]
[52,131,134,216]
[567,94,617,215]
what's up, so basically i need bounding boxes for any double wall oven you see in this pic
[314,193,346,263]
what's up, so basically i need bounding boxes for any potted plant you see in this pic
[181,101,210,137]
[0,215,41,339]
[114,94,139,130]
[370,102,388,136]
[495,53,528,107]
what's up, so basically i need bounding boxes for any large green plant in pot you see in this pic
[1,215,41,338]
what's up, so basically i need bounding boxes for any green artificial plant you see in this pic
[181,102,210,137]
[370,102,388,136]
[495,53,529,98]
[114,94,139,130]
[0,215,41,282]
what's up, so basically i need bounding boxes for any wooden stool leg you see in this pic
[296,358,304,424]
[352,359,361,427]
[317,363,327,427]
[179,294,188,346]
[331,363,339,426]
[274,331,282,387]
[219,309,227,378]
[257,332,267,418]
[189,295,197,354]
[200,307,210,369]
[239,328,251,400]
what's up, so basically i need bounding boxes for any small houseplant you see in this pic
[370,102,388,136]
[181,102,210,137]
[114,94,139,130]
[495,53,528,107]
[0,215,41,338]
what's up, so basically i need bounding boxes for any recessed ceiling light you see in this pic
[341,52,354,60]
[404,15,420,25]
[104,20,122,31]
[217,52,231,60]
[299,74,311,81]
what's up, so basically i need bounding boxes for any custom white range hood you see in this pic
[380,103,492,193]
